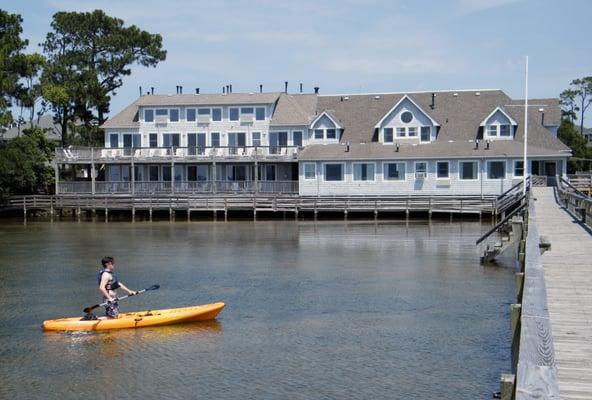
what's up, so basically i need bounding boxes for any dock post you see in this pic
[253,208,257,221]
[213,210,217,221]
[450,212,453,222]
[499,374,515,400]
[104,197,108,223]
[131,206,135,223]
[344,209,348,220]
[23,196,26,221]
[374,209,378,221]
[510,303,521,343]
[187,209,191,222]
[515,272,524,302]
[149,207,153,222]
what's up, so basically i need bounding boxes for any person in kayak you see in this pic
[98,256,137,319]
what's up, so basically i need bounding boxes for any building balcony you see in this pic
[56,180,299,195]
[55,146,301,164]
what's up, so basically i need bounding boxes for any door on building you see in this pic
[188,133,206,155]
[545,161,557,186]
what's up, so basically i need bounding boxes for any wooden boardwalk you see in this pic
[533,186,592,400]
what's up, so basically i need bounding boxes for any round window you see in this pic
[401,111,413,123]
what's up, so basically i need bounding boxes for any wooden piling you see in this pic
[500,374,515,400]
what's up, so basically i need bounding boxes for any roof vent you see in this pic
[259,84,263,93]
[300,83,303,93]
[475,92,480,96]
[430,93,435,109]
[344,96,349,101]
[453,92,458,97]
[374,95,380,100]
[345,142,350,152]
[395,143,400,152]
[195,88,199,95]
[314,87,319,94]
[151,87,154,95]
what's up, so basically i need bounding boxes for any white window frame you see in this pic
[414,161,428,180]
[383,162,406,181]
[458,160,479,181]
[186,108,197,122]
[229,107,240,121]
[304,163,316,180]
[352,162,376,182]
[436,161,450,180]
[252,132,261,147]
[486,125,498,137]
[486,160,507,180]
[513,160,525,178]
[255,107,266,121]
[323,162,345,182]
[420,126,431,143]
[168,108,180,122]
[407,127,417,137]
[211,108,222,121]
[143,109,154,122]
[292,131,303,146]
[396,127,406,137]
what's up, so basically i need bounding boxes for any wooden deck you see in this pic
[533,186,592,400]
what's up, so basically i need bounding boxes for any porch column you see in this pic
[212,161,217,194]
[91,148,95,195]
[254,161,259,194]
[131,153,135,195]
[171,147,174,194]
[54,162,59,195]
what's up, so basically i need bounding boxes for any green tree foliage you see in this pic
[41,9,166,146]
[560,77,592,136]
[557,119,592,173]
[0,127,55,201]
[0,9,29,126]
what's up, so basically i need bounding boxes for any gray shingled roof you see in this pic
[135,92,281,106]
[299,140,571,161]
[0,115,62,141]
[102,99,141,129]
[270,93,318,126]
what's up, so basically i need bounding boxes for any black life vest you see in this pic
[97,269,120,291]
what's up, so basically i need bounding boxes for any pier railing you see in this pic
[8,194,500,217]
[557,176,592,226]
[505,193,559,399]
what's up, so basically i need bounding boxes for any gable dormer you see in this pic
[374,95,439,144]
[309,111,342,142]
[480,107,517,140]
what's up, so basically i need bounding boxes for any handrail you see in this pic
[497,177,529,200]
[476,197,527,244]
[514,193,559,399]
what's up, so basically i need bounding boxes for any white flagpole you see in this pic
[523,55,529,194]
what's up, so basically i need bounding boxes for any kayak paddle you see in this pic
[83,284,160,313]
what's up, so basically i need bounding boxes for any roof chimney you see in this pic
[179,86,183,94]
[541,110,545,125]
[284,81,288,93]
[151,87,154,95]
[139,86,142,96]
[314,86,319,94]
[259,84,263,93]
[430,93,435,109]
[222,86,226,94]
[175,85,179,94]
[229,84,232,93]
[195,88,200,94]
[300,83,303,93]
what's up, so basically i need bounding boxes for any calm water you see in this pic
[0,218,514,399]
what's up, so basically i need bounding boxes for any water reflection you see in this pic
[0,219,512,400]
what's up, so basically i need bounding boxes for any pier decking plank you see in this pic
[533,187,592,400]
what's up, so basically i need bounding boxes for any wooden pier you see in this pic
[532,186,592,399]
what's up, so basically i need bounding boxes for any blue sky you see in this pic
[4,0,592,121]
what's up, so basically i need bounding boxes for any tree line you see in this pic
[1,8,166,146]
[559,77,592,173]
[0,8,166,201]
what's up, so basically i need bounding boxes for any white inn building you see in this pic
[55,88,570,197]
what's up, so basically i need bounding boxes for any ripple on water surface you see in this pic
[0,220,514,399]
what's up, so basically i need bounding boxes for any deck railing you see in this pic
[56,180,299,194]
[56,146,301,163]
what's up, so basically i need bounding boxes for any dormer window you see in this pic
[309,111,342,142]
[375,95,439,144]
[481,107,517,140]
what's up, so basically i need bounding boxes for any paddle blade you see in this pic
[147,284,160,291]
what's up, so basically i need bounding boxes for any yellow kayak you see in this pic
[43,302,225,331]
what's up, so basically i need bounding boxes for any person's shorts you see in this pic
[103,299,119,319]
